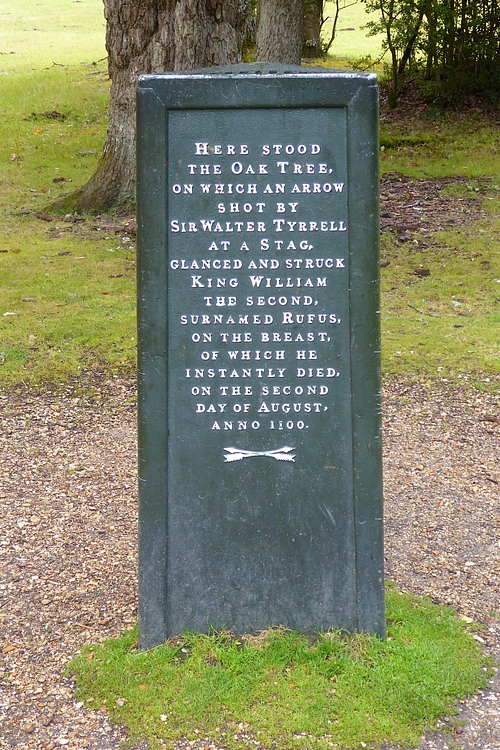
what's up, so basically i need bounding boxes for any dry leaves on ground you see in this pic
[380,173,488,244]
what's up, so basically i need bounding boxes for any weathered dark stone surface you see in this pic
[137,64,383,648]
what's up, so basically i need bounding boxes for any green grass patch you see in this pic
[67,587,491,750]
[380,134,434,149]
[379,112,500,390]
[0,2,119,386]
[380,114,500,180]
[0,0,105,73]
[0,229,136,385]
[0,62,109,211]
[380,224,500,386]
[0,54,133,386]
[0,59,131,386]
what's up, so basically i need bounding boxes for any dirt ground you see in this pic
[1,175,499,748]
[0,377,499,749]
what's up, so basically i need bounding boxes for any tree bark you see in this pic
[302,0,323,59]
[51,0,249,213]
[256,0,304,64]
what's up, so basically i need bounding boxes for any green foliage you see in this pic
[362,0,500,105]
[67,587,491,750]
[380,133,432,149]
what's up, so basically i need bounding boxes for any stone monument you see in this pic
[136,64,384,649]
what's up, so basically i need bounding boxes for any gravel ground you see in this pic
[0,376,499,750]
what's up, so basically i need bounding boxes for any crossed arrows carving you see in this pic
[224,445,296,463]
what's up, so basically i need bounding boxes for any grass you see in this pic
[0,229,136,383]
[0,0,105,73]
[380,221,500,384]
[380,113,500,180]
[0,0,119,385]
[0,0,498,391]
[378,112,500,388]
[67,587,492,750]
[0,59,134,385]
[321,1,387,63]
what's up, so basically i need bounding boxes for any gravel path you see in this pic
[0,377,498,750]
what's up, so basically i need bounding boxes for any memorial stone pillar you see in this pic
[136,64,384,649]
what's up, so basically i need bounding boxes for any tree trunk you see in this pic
[302,0,323,59]
[397,8,425,77]
[50,0,249,213]
[256,0,304,64]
